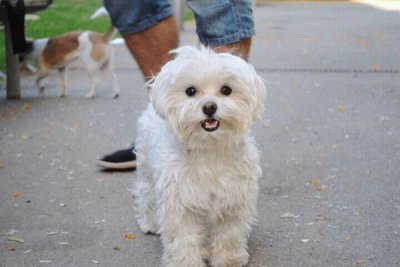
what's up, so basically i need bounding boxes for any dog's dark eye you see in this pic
[185,87,196,97]
[221,86,232,96]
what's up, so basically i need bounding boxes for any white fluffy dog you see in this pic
[134,46,266,267]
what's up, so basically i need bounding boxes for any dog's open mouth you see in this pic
[201,118,220,132]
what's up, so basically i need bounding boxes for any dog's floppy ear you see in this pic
[148,75,167,119]
[249,65,267,121]
[149,46,200,119]
[148,61,177,119]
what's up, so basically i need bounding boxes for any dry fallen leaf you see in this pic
[124,233,135,240]
[20,135,31,140]
[113,246,121,251]
[337,106,345,112]
[372,64,381,72]
[8,236,24,243]
[280,212,295,219]
[314,213,334,221]
[22,103,31,111]
[317,185,327,192]
[310,177,318,185]
[13,192,20,199]
[356,259,366,265]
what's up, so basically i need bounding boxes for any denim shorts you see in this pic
[103,0,255,46]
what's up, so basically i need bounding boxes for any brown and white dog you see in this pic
[22,27,120,98]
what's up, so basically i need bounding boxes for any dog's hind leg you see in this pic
[104,49,120,99]
[133,165,158,234]
[58,67,67,97]
[35,68,49,94]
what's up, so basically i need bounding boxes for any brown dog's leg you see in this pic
[58,67,67,97]
[36,68,49,94]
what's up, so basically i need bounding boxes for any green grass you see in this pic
[184,7,195,21]
[0,0,109,71]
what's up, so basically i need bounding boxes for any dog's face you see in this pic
[150,46,266,149]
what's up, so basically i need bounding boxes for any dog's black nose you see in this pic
[202,102,217,117]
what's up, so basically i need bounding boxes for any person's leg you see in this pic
[97,0,178,170]
[213,37,252,61]
[124,16,178,80]
[104,0,178,81]
[187,0,255,61]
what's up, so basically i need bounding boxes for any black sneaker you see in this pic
[97,146,136,170]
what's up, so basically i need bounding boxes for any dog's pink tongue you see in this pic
[205,119,218,129]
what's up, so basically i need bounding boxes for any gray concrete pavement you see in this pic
[1,2,400,266]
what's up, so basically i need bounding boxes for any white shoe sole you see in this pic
[96,160,136,170]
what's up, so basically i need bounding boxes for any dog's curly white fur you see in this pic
[134,46,266,267]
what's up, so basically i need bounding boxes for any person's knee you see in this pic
[104,0,174,37]
[187,0,255,46]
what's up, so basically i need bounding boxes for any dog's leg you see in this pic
[35,69,49,94]
[133,165,158,234]
[86,69,99,99]
[209,215,252,267]
[58,67,67,97]
[106,49,120,99]
[160,201,207,267]
[102,61,119,99]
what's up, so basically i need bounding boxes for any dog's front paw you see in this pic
[137,217,159,235]
[164,256,206,267]
[139,224,158,235]
[210,249,249,267]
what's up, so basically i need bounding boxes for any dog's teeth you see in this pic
[201,118,220,132]
[206,120,218,128]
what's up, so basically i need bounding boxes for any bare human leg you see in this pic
[122,16,179,81]
[213,38,252,61]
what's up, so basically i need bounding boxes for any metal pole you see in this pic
[174,0,185,30]
[4,9,21,99]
